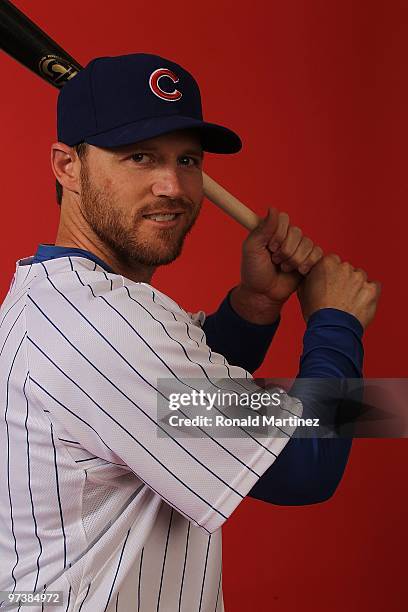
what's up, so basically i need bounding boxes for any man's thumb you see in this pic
[248,207,279,246]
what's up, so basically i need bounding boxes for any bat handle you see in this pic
[202,172,261,231]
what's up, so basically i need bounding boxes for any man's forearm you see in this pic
[248,308,364,505]
[229,284,282,325]
[202,286,282,373]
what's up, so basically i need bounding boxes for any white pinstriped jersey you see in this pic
[0,253,302,611]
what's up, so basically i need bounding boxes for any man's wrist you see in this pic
[229,284,283,325]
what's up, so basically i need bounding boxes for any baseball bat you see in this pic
[0,0,261,231]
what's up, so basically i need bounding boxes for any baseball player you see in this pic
[0,53,381,611]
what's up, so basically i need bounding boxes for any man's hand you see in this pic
[297,253,382,329]
[239,207,324,304]
[229,208,324,325]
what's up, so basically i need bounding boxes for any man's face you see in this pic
[78,129,204,268]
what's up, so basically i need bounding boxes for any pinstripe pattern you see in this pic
[0,253,302,610]
[23,373,42,593]
[178,521,191,611]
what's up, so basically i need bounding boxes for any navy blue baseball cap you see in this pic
[57,53,242,154]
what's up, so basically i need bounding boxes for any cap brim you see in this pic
[83,115,242,153]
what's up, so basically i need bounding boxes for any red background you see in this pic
[1,1,407,610]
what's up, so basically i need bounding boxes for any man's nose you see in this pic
[151,168,185,199]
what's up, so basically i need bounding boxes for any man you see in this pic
[0,53,380,611]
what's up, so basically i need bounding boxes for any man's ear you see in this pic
[51,142,81,196]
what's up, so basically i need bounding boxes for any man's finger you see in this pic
[297,245,324,274]
[271,226,303,264]
[245,207,281,249]
[280,236,315,272]
[267,212,290,252]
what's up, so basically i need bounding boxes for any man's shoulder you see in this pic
[26,256,191,326]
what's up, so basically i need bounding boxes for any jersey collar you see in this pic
[27,243,115,274]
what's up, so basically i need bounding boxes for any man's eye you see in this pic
[131,153,150,163]
[179,156,199,167]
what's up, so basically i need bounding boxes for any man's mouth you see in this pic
[142,212,184,225]
[143,213,180,221]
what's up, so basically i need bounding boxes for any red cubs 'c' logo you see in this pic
[149,68,182,102]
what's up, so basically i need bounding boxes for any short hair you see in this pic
[55,142,88,207]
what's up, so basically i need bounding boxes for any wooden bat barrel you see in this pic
[0,0,82,88]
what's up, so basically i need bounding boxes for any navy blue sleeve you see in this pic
[202,291,364,506]
[202,288,281,374]
[248,308,364,505]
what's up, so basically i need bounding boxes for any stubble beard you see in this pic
[78,163,202,268]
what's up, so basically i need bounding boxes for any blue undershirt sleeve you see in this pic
[202,290,364,506]
[202,287,281,374]
[248,308,364,504]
